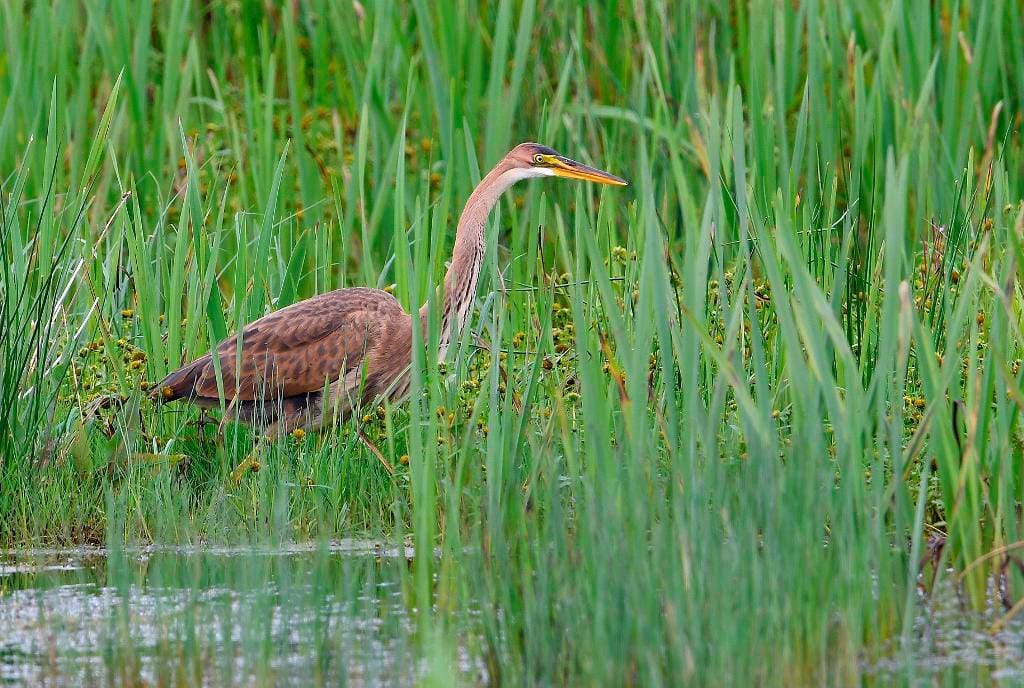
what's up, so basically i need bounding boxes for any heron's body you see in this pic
[158,287,413,435]
[156,142,626,440]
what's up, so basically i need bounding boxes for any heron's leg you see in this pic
[218,398,239,435]
[195,409,218,439]
[228,396,316,482]
[329,381,392,475]
[229,431,272,483]
[358,428,394,476]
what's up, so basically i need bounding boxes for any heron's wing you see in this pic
[158,288,408,401]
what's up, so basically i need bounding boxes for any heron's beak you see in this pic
[544,155,629,186]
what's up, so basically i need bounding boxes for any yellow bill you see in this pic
[542,154,629,186]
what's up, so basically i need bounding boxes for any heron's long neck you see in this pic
[419,162,516,355]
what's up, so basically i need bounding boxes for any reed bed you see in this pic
[2,1,1023,684]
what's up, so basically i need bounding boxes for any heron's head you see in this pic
[504,142,628,186]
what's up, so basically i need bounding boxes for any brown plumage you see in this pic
[155,142,626,439]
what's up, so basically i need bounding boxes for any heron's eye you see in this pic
[533,154,544,164]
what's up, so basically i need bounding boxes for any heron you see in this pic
[154,142,627,477]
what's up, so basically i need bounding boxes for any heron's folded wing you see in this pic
[163,288,404,401]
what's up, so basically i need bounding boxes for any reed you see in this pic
[1,0,1022,683]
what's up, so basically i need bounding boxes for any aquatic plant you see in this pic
[2,1,1023,683]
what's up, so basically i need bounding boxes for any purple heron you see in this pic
[154,142,627,475]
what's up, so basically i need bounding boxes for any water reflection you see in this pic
[866,579,1024,684]
[0,543,429,687]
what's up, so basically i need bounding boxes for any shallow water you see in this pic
[0,543,473,687]
[864,578,1024,685]
[6,547,1024,686]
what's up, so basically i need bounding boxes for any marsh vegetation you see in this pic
[2,1,1024,684]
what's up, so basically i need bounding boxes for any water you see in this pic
[865,578,1024,685]
[7,547,1024,686]
[0,543,473,687]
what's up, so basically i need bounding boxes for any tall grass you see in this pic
[2,0,1023,683]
